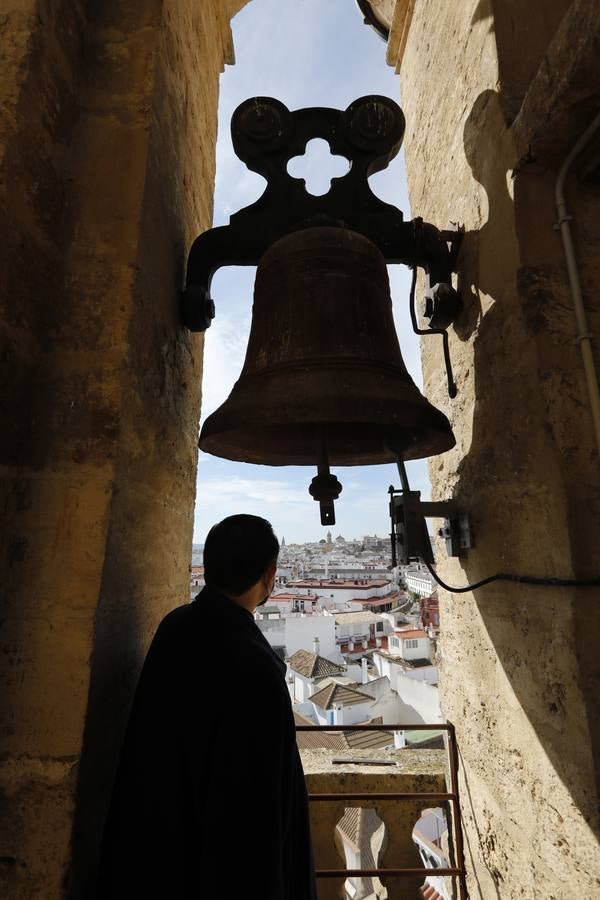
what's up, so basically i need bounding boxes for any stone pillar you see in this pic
[0,1,246,896]
[386,0,600,896]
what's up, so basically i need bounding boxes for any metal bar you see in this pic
[297,720,468,892]
[308,792,456,801]
[420,500,457,518]
[296,723,449,731]
[316,867,463,878]
[447,723,469,900]
[396,459,411,493]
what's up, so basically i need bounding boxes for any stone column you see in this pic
[386,0,600,897]
[0,1,246,896]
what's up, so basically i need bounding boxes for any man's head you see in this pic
[203,514,279,605]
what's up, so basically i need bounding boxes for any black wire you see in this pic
[424,559,600,593]
[408,262,458,399]
[396,455,600,591]
[402,265,600,591]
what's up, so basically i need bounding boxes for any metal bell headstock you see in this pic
[181,95,461,333]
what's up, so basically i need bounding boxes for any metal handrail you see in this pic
[296,721,468,899]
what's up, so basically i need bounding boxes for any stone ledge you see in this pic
[301,746,446,776]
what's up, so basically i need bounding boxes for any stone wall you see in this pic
[386,1,600,897]
[301,748,448,900]
[0,2,246,896]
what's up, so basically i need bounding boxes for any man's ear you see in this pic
[264,562,277,584]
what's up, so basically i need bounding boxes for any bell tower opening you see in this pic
[193,0,432,550]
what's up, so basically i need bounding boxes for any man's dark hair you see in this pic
[203,514,280,595]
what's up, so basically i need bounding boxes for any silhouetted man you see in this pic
[99,514,317,899]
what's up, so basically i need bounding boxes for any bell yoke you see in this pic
[181,95,461,524]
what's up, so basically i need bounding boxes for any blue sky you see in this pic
[193,0,430,544]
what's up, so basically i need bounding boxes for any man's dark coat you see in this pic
[98,586,317,899]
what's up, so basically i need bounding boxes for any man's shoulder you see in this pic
[157,601,198,634]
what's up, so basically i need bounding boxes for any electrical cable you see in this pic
[395,460,600,592]
[424,559,600,593]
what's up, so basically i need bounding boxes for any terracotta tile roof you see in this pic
[287,649,345,678]
[419,886,445,900]
[334,611,387,624]
[287,579,390,589]
[309,682,373,710]
[294,713,393,752]
[336,806,381,863]
[395,628,428,639]
[293,711,315,726]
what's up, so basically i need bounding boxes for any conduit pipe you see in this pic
[554,109,600,455]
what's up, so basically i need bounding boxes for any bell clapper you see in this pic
[308,438,343,526]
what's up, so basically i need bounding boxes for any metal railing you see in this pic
[296,721,468,899]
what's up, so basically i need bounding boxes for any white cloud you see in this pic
[200,302,251,420]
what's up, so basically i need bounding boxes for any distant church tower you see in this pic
[326,530,332,545]
[281,535,286,547]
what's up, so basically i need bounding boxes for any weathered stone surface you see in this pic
[512,0,600,163]
[389,1,600,897]
[302,749,447,900]
[0,1,242,896]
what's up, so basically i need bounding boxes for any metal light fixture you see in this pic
[181,96,463,525]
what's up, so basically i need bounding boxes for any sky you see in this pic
[193,0,430,545]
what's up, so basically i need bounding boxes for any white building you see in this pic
[286,578,400,612]
[256,616,339,663]
[275,565,293,585]
[404,567,436,597]
[309,681,375,727]
[307,564,394,581]
[372,648,442,725]
[189,565,204,598]
[268,591,320,615]
[332,611,392,651]
[388,628,432,662]
[412,808,452,900]
[380,601,413,630]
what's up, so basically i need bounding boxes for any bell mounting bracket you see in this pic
[388,485,473,567]
[181,95,462,333]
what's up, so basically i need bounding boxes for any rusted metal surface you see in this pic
[308,791,456,801]
[317,866,464,878]
[297,721,468,899]
[199,227,455,469]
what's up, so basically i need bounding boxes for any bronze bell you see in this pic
[200,226,455,523]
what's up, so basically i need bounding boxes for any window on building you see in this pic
[404,639,419,649]
[376,622,383,632]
